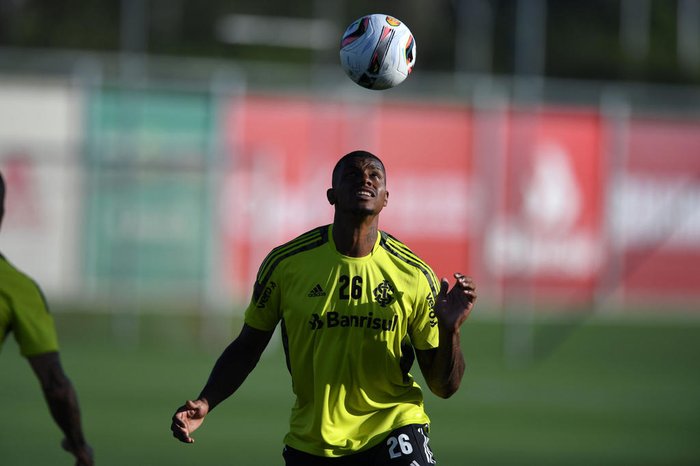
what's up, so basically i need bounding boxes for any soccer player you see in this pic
[0,171,93,466]
[171,150,477,465]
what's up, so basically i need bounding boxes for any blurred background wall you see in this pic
[0,0,699,319]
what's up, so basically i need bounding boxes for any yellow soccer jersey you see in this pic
[244,225,440,457]
[0,253,59,356]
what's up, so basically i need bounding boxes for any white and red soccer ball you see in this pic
[339,14,416,90]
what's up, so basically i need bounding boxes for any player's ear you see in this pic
[326,188,336,205]
[383,190,389,207]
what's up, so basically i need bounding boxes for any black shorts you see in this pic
[283,424,437,466]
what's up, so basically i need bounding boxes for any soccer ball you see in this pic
[339,14,416,90]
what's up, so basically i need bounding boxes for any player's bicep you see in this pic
[14,289,60,357]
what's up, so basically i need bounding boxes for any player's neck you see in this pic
[332,216,379,257]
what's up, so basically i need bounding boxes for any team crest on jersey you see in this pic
[373,280,396,307]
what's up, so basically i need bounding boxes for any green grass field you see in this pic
[2,312,699,465]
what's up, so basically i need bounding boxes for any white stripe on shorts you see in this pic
[419,427,436,464]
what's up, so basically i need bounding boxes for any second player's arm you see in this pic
[28,352,93,465]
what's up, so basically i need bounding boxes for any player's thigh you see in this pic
[373,424,437,465]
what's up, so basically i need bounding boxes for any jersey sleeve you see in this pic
[11,279,60,357]
[243,264,282,332]
[408,268,440,350]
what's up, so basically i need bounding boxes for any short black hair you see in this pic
[331,150,386,187]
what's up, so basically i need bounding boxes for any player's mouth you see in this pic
[356,189,375,198]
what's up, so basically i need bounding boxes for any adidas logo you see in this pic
[307,284,326,297]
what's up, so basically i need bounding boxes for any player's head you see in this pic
[327,150,389,215]
[0,170,5,226]
[331,150,386,188]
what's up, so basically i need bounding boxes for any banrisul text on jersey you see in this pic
[308,311,398,332]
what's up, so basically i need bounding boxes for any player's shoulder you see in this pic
[378,231,429,266]
[0,253,46,301]
[0,253,37,289]
[266,225,330,263]
[256,225,331,281]
[378,231,438,285]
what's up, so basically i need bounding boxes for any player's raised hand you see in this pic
[171,399,210,443]
[434,273,477,332]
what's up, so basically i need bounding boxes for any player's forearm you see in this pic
[426,327,465,398]
[198,339,261,410]
[29,353,89,450]
[43,378,89,449]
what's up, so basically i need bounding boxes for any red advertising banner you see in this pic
[615,117,700,300]
[482,107,605,303]
[219,94,700,309]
